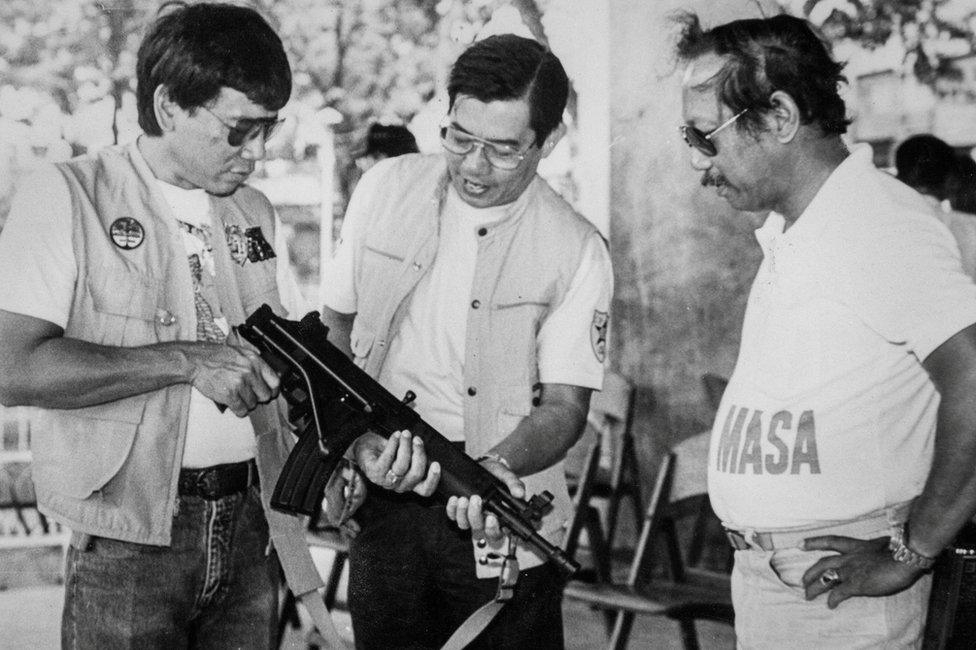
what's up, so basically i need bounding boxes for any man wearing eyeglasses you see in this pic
[0,4,338,647]
[675,12,976,648]
[319,34,613,648]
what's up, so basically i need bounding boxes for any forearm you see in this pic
[486,383,590,477]
[912,323,976,556]
[0,336,193,409]
[905,387,976,556]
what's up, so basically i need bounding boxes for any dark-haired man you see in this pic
[894,133,976,280]
[675,12,976,647]
[354,122,419,174]
[0,4,336,647]
[319,33,613,648]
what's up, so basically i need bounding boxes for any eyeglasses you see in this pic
[679,109,748,157]
[200,106,284,147]
[439,124,533,170]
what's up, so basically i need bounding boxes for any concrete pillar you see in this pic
[606,1,779,469]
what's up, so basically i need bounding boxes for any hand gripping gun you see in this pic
[238,304,580,576]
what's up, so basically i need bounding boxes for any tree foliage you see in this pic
[0,0,526,149]
[781,0,976,87]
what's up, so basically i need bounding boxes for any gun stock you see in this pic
[239,304,579,576]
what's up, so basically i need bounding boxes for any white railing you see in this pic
[0,406,68,549]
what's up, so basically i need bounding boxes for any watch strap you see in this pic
[889,523,937,570]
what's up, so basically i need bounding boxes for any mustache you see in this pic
[701,172,725,188]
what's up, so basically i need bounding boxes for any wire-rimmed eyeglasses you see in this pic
[679,109,748,157]
[439,123,533,170]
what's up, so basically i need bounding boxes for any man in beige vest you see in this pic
[0,4,337,648]
[319,34,613,648]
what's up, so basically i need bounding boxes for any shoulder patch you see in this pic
[245,226,276,263]
[591,310,608,363]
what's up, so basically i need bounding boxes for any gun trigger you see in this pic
[401,390,416,406]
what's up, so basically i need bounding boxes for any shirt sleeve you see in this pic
[537,232,614,389]
[0,166,76,328]
[318,161,390,314]
[849,208,976,360]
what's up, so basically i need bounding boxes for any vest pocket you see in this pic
[88,270,161,346]
[238,270,283,319]
[33,411,141,498]
[494,386,533,444]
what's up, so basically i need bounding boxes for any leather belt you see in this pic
[725,509,903,551]
[179,460,258,500]
[725,528,804,551]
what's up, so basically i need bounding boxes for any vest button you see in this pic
[467,387,477,396]
[476,538,487,548]
[471,299,480,309]
[477,556,488,565]
[477,227,487,236]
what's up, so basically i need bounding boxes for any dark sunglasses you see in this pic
[201,106,284,147]
[679,109,748,157]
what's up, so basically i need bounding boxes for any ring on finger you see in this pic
[385,469,402,485]
[819,568,842,588]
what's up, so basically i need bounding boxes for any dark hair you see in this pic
[894,134,957,200]
[361,123,419,159]
[448,34,568,147]
[136,2,292,136]
[948,153,976,214]
[673,12,850,136]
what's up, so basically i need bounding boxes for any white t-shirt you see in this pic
[0,144,304,468]
[709,146,976,529]
[321,169,613,441]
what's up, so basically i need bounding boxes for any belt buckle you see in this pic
[196,467,219,498]
[725,529,747,550]
[725,528,764,551]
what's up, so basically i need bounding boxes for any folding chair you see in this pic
[0,408,68,555]
[563,426,612,582]
[562,431,734,650]
[563,372,642,573]
[701,373,728,413]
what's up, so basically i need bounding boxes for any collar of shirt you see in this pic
[754,144,874,259]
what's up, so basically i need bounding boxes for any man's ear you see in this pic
[540,122,567,158]
[153,85,179,133]
[767,90,800,143]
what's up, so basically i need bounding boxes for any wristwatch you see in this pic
[889,523,937,571]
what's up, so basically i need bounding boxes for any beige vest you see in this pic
[30,142,321,595]
[349,153,598,571]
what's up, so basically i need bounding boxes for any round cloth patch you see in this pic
[110,217,145,250]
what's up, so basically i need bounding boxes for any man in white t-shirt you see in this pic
[0,5,337,647]
[675,13,976,648]
[319,34,613,648]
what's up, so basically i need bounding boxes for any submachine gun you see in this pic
[238,304,580,576]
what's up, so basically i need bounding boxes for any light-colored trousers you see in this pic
[730,513,931,649]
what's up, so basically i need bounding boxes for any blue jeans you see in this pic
[348,484,566,650]
[62,486,279,649]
